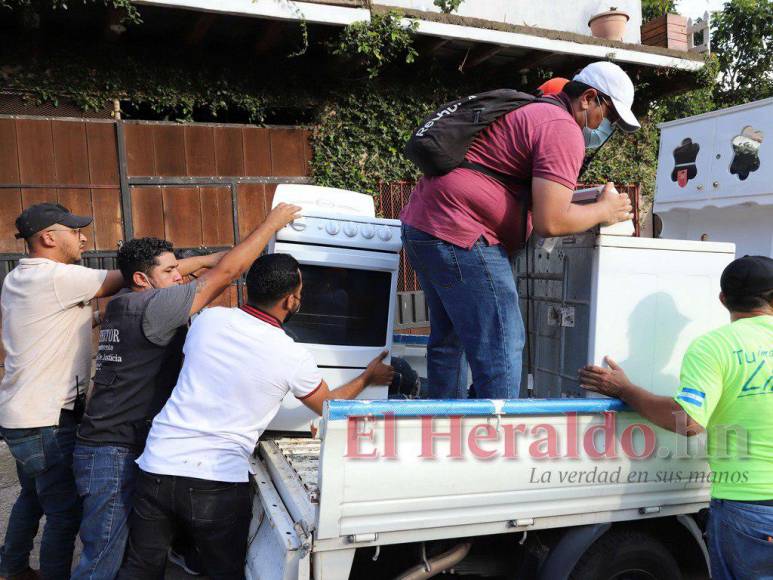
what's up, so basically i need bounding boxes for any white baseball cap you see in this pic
[573,61,640,132]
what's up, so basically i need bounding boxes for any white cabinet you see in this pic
[655,97,773,209]
[654,97,773,257]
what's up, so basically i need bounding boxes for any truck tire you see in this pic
[568,530,683,580]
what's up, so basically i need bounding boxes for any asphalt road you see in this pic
[0,442,200,579]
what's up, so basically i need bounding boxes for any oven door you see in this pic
[272,242,399,369]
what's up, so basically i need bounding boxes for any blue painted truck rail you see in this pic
[376,333,630,421]
[327,398,630,421]
[392,333,430,346]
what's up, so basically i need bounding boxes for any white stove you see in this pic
[267,185,402,432]
[272,184,401,252]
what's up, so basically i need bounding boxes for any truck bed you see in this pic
[269,438,321,503]
[250,400,714,580]
[260,399,712,547]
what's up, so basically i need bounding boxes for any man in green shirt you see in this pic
[579,255,773,580]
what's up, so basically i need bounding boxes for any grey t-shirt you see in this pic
[141,282,197,346]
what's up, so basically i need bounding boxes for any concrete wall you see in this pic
[378,0,643,44]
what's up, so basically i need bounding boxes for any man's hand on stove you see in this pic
[364,350,395,386]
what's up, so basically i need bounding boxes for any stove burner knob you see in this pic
[343,222,358,237]
[290,218,307,232]
[377,226,393,241]
[325,221,340,236]
[361,224,375,239]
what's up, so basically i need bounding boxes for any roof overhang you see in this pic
[133,0,705,72]
[410,18,704,72]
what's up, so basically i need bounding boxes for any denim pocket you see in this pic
[404,238,462,289]
[137,470,162,500]
[3,429,48,478]
[727,524,773,576]
[720,501,773,576]
[72,447,94,496]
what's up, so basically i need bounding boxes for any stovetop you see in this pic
[272,184,402,252]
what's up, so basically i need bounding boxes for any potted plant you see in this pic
[640,0,688,51]
[588,6,630,41]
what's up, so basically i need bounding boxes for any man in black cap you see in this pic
[0,203,216,580]
[579,255,773,580]
[0,203,124,580]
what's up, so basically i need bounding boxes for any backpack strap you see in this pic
[457,94,570,190]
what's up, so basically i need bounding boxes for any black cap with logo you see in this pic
[15,203,93,239]
[720,255,773,296]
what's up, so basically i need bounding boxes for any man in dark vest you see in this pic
[71,203,300,580]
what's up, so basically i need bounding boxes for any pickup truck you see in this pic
[247,229,736,580]
[246,97,773,579]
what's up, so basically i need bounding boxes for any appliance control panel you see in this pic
[276,215,402,253]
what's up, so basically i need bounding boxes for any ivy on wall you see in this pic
[433,0,464,14]
[1,44,302,123]
[329,11,419,79]
[311,86,427,196]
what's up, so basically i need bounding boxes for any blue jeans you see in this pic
[72,443,139,580]
[0,411,81,578]
[709,499,773,580]
[402,224,525,399]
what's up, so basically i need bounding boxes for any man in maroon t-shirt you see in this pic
[401,61,639,400]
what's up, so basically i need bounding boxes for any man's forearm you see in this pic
[208,222,277,280]
[617,385,702,436]
[94,270,125,298]
[178,251,225,276]
[327,371,372,401]
[552,202,611,236]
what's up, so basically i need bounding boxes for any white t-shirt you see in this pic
[0,258,107,428]
[137,306,323,483]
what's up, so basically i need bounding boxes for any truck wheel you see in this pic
[569,530,683,580]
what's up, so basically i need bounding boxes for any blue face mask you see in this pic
[582,99,616,149]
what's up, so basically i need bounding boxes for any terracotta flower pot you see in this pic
[588,9,630,41]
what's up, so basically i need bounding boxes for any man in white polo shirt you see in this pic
[117,253,394,580]
[0,203,125,580]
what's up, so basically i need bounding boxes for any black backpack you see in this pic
[404,89,565,184]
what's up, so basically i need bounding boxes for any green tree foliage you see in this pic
[640,0,677,21]
[712,0,773,105]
